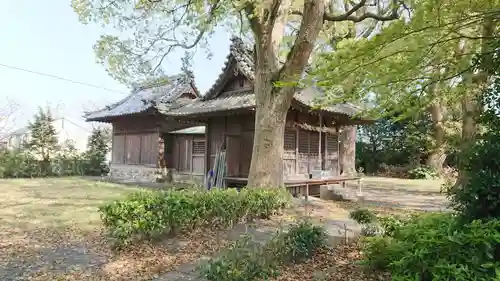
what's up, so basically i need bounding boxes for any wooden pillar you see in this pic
[295,126,299,175]
[336,125,341,176]
[157,130,165,169]
[204,120,211,174]
[318,113,322,171]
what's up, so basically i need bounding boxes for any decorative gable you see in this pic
[219,74,252,93]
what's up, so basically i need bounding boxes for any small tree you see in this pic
[448,42,500,221]
[25,107,59,174]
[86,127,110,176]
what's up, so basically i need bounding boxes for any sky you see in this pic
[0,0,230,133]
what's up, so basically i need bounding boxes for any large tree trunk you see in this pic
[455,93,478,188]
[340,125,357,175]
[246,0,325,188]
[426,103,446,173]
[454,15,495,189]
[247,91,290,188]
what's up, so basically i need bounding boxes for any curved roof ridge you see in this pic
[202,37,254,100]
[84,72,199,121]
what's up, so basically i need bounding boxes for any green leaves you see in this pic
[99,188,290,249]
[199,220,326,281]
[26,107,59,163]
[349,208,376,225]
[312,0,499,120]
[85,127,110,176]
[72,0,241,85]
[361,213,500,280]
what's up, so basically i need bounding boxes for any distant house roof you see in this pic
[169,126,205,134]
[162,37,362,118]
[85,73,199,122]
[8,127,30,136]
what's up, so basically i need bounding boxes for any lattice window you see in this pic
[298,130,309,155]
[284,129,296,151]
[309,132,320,157]
[192,140,205,155]
[326,134,339,158]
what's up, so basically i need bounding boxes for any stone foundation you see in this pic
[319,184,365,202]
[109,164,204,185]
[109,164,158,183]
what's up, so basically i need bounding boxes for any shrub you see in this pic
[200,235,279,281]
[448,131,500,221]
[0,148,103,178]
[99,188,290,248]
[241,188,291,220]
[408,165,438,179]
[0,149,40,178]
[377,214,410,237]
[199,220,326,281]
[360,224,380,237]
[361,236,403,270]
[349,208,376,225]
[268,220,327,263]
[362,213,500,280]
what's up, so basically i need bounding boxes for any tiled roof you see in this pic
[166,88,360,117]
[85,73,198,121]
[165,89,255,116]
[294,87,361,116]
[8,127,30,136]
[177,36,362,117]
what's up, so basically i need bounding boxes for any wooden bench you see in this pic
[223,176,362,201]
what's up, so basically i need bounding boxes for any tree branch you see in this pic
[323,0,399,22]
[243,2,262,36]
[277,0,324,102]
[152,0,221,72]
[0,100,19,141]
[265,0,284,30]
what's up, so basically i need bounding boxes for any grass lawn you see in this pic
[351,176,446,193]
[0,177,141,235]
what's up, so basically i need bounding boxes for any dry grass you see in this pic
[347,176,445,193]
[0,177,233,281]
[0,177,141,234]
[272,242,389,281]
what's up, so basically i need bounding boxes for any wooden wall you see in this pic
[206,114,254,177]
[205,110,340,179]
[220,74,253,94]
[111,115,160,166]
[169,134,206,175]
[111,132,159,166]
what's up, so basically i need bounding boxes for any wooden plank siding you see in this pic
[206,114,255,177]
[171,134,206,175]
[111,132,159,166]
[203,110,340,180]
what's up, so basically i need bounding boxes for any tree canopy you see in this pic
[312,0,498,118]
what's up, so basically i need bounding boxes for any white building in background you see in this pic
[6,117,92,153]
